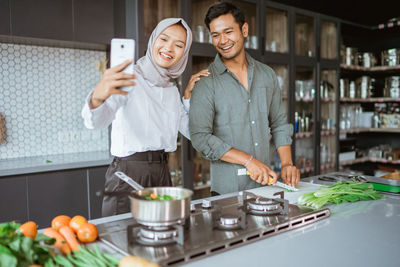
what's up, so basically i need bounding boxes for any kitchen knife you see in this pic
[246,170,298,191]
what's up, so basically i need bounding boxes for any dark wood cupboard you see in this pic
[73,0,114,44]
[27,169,88,227]
[2,0,114,44]
[0,166,108,226]
[0,175,28,223]
[11,0,74,40]
[0,0,10,35]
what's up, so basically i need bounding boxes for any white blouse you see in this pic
[81,73,190,157]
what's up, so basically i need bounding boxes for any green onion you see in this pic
[297,181,385,209]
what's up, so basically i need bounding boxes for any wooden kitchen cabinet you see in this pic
[27,169,88,227]
[87,166,108,220]
[4,0,114,44]
[73,0,114,44]
[11,0,74,40]
[0,165,109,225]
[0,175,28,223]
[0,0,10,35]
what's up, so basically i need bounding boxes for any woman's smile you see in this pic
[152,24,187,68]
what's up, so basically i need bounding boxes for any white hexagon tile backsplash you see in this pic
[0,43,109,159]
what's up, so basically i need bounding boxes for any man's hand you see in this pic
[246,157,278,186]
[281,165,300,187]
[90,59,137,109]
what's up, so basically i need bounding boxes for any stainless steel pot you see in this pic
[114,171,193,226]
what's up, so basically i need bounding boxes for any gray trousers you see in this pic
[102,150,172,217]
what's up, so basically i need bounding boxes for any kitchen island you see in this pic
[92,181,400,267]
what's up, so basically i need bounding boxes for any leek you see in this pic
[297,181,385,209]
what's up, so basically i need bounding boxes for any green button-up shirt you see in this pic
[189,53,293,194]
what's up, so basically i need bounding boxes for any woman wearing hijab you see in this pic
[82,18,209,216]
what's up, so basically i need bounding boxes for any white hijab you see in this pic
[135,18,192,87]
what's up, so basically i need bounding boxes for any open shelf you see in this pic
[340,97,400,103]
[340,64,400,72]
[340,128,400,134]
[340,157,400,166]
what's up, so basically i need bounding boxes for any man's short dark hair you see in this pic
[204,2,245,30]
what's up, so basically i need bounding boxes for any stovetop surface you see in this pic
[98,192,330,266]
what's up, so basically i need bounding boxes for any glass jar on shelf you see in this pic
[232,0,257,50]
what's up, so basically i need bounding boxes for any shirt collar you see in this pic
[213,52,255,75]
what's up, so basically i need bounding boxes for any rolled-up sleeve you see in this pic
[268,71,293,148]
[189,79,232,161]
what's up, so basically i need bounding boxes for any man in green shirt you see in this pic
[189,2,300,195]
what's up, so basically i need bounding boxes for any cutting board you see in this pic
[248,181,322,204]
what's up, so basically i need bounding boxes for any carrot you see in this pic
[43,227,71,254]
[59,226,80,252]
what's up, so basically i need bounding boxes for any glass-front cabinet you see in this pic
[295,67,315,176]
[295,14,315,57]
[191,0,216,43]
[168,135,182,186]
[320,70,337,173]
[321,20,338,60]
[269,64,290,172]
[232,0,258,50]
[143,0,179,37]
[191,56,214,193]
[265,7,288,53]
[270,64,289,115]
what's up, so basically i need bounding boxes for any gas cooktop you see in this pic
[98,191,330,266]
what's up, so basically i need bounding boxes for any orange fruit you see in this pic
[19,221,37,239]
[51,215,71,231]
[69,215,88,234]
[77,222,98,243]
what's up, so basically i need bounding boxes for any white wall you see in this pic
[0,43,109,159]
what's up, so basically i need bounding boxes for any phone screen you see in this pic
[110,38,135,92]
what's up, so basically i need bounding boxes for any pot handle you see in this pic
[114,171,144,190]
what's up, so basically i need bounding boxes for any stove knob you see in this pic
[202,199,212,209]
[190,203,196,212]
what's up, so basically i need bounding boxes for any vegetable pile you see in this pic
[145,193,176,201]
[298,181,385,209]
[0,221,55,266]
[0,214,119,267]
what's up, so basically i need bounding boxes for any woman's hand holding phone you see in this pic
[90,60,137,109]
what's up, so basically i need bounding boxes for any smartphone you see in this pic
[110,38,135,92]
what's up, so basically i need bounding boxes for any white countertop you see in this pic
[0,151,113,176]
